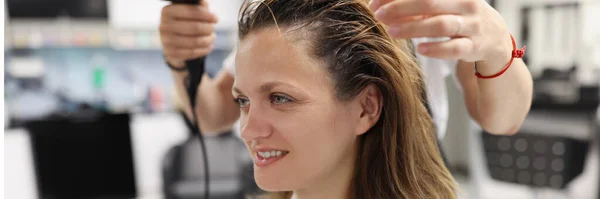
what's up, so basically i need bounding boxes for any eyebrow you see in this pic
[232,81,297,95]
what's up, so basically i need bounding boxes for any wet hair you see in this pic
[238,1,457,198]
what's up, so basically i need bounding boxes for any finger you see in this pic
[200,0,209,7]
[368,0,394,11]
[416,37,475,60]
[387,15,476,38]
[162,4,219,22]
[164,45,215,60]
[160,20,215,36]
[374,0,476,24]
[161,33,216,48]
[383,15,433,26]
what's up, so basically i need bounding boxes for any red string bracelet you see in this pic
[475,34,526,79]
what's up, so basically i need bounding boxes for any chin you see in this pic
[256,182,288,192]
[254,171,292,192]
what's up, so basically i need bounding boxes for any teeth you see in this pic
[258,150,286,159]
[259,151,268,158]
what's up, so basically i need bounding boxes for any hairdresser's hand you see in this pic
[369,0,513,65]
[160,1,219,69]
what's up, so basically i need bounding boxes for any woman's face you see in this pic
[233,28,362,191]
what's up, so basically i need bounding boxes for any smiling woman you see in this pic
[231,0,456,199]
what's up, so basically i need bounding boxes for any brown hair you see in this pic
[238,0,457,198]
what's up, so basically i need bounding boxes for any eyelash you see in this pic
[270,94,293,105]
[233,97,250,108]
[233,93,294,108]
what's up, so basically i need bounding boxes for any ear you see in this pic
[355,84,383,135]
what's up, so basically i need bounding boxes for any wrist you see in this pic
[167,59,186,70]
[165,56,188,73]
[171,67,189,81]
[477,34,514,76]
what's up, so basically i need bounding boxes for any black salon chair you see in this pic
[161,112,259,199]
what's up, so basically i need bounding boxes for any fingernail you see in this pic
[374,6,386,20]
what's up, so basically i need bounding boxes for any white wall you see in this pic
[495,0,600,83]
[4,129,39,199]
[108,0,241,31]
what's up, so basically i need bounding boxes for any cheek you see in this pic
[275,102,358,168]
[275,103,347,147]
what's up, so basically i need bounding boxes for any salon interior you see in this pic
[3,0,600,198]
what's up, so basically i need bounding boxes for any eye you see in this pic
[270,94,293,105]
[234,97,250,108]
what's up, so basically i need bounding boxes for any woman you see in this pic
[232,0,456,198]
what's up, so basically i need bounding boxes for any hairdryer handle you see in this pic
[169,0,199,4]
[167,0,205,108]
[185,58,205,107]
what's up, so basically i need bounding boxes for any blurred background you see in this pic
[3,0,600,199]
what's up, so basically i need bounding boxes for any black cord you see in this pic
[184,57,210,199]
[164,1,209,198]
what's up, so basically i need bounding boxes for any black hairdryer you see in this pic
[165,0,210,198]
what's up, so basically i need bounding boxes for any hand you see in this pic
[160,1,219,68]
[369,0,513,66]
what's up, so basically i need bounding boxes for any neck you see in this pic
[292,173,352,199]
[292,147,356,199]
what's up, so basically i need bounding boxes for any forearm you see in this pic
[471,54,533,135]
[195,72,240,134]
[172,71,240,134]
[172,70,195,122]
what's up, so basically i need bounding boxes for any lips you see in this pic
[253,148,289,167]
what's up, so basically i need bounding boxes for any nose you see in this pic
[240,105,273,142]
